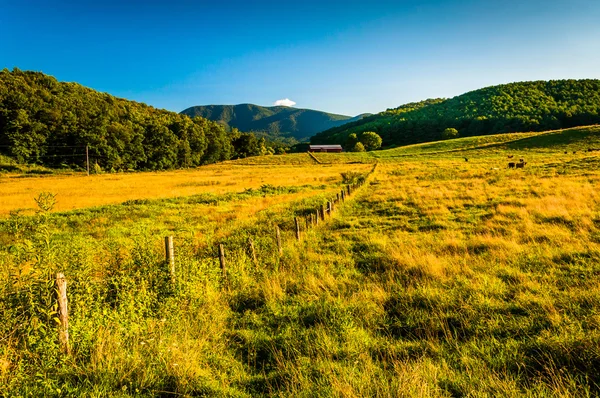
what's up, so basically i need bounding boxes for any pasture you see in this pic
[1,127,599,396]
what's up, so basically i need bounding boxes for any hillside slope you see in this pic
[370,126,600,162]
[311,80,600,148]
[181,103,368,141]
[0,69,267,171]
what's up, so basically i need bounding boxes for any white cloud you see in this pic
[274,98,296,107]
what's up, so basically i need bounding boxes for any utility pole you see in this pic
[86,145,90,176]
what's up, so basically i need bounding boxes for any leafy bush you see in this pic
[341,171,366,184]
[442,127,459,139]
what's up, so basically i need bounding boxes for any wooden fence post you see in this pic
[248,237,257,266]
[320,205,325,221]
[341,190,345,201]
[295,217,301,241]
[165,236,175,282]
[276,226,283,255]
[219,243,227,280]
[315,211,319,225]
[56,273,70,355]
[347,185,351,195]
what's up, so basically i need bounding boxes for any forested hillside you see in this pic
[0,69,275,171]
[181,103,369,142]
[311,80,600,147]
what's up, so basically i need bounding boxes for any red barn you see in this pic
[309,145,343,153]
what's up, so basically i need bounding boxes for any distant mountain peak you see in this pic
[180,103,369,141]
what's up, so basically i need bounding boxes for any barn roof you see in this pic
[309,145,343,149]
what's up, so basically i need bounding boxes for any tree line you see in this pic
[0,69,283,171]
[311,80,600,147]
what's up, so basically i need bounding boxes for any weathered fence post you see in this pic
[56,273,70,355]
[294,217,301,241]
[165,236,175,282]
[248,237,258,266]
[315,211,319,225]
[341,190,345,201]
[276,226,283,255]
[320,205,325,221]
[347,185,351,195]
[336,193,340,203]
[219,243,227,280]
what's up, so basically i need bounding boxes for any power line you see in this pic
[0,145,87,148]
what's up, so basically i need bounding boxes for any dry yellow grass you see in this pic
[0,163,371,216]
[2,131,600,396]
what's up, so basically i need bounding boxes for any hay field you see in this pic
[1,127,599,396]
[0,161,372,216]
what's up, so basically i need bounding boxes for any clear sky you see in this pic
[1,0,599,116]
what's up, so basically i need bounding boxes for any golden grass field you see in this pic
[0,160,372,216]
[1,127,600,396]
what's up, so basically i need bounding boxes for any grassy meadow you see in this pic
[1,127,600,396]
[0,159,373,216]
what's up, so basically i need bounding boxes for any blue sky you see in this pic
[1,0,599,115]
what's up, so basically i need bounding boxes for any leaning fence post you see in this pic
[248,237,258,266]
[56,273,70,355]
[294,217,301,241]
[165,236,175,282]
[219,243,227,281]
[276,226,283,255]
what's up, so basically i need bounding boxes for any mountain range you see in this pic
[3,69,600,170]
[181,104,370,142]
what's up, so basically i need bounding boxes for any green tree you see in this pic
[441,128,459,140]
[359,131,382,150]
[345,133,358,150]
[232,133,262,159]
[352,142,366,152]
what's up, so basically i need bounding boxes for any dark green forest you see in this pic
[181,103,370,143]
[0,69,277,171]
[311,80,600,148]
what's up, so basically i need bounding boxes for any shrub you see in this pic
[352,142,366,152]
[442,128,459,139]
[359,131,382,150]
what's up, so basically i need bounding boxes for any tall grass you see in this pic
[1,129,599,396]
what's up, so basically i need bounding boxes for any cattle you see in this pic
[464,157,469,162]
[508,162,516,168]
[516,162,527,168]
[507,155,514,158]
